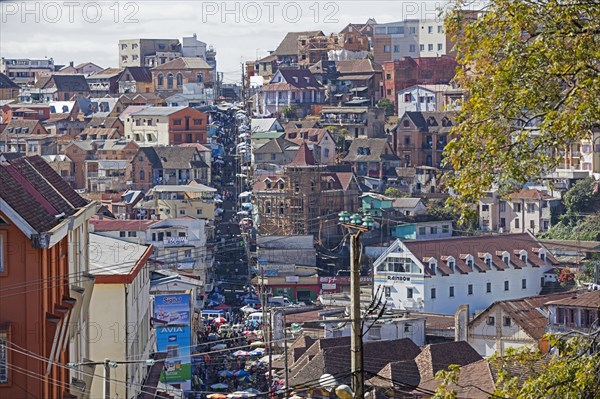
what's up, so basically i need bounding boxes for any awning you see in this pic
[350,86,369,92]
[239,191,252,198]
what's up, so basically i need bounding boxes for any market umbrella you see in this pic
[207,394,228,399]
[213,317,227,324]
[248,348,264,356]
[234,369,250,377]
[211,383,229,390]
[233,350,249,357]
[244,388,260,394]
[259,354,282,363]
[227,392,256,399]
[242,330,255,335]
[208,333,219,341]
[250,341,264,347]
[211,344,227,350]
[218,370,233,378]
[238,375,253,382]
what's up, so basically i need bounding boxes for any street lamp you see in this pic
[67,358,155,399]
[337,211,373,399]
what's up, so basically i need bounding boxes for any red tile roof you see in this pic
[287,142,316,166]
[544,290,600,309]
[0,156,88,233]
[509,189,554,200]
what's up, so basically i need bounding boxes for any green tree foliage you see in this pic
[542,178,600,240]
[434,335,600,399]
[443,0,600,208]
[563,178,600,216]
[280,105,297,119]
[376,98,395,117]
[383,187,404,198]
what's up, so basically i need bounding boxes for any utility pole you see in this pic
[103,359,111,399]
[268,309,273,398]
[338,211,372,399]
[350,231,364,399]
[284,311,289,392]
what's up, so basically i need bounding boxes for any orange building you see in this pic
[0,156,97,398]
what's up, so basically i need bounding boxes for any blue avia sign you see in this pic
[156,325,192,383]
[153,294,191,326]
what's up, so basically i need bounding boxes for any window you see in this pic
[467,259,473,269]
[386,73,391,80]
[419,44,425,51]
[193,118,202,125]
[383,45,391,53]
[486,316,495,325]
[157,74,164,87]
[449,286,455,297]
[197,73,203,83]
[393,45,400,53]
[499,201,506,212]
[515,219,520,229]
[139,169,145,181]
[409,26,416,34]
[514,203,522,212]
[485,257,492,267]
[384,287,391,297]
[527,203,535,213]
[431,288,436,299]
[522,278,527,289]
[184,249,192,258]
[486,282,492,293]
[403,119,410,128]
[128,231,137,237]
[442,225,449,234]
[418,227,426,235]
[176,73,183,86]
[173,119,182,126]
[0,331,7,384]
[438,25,443,33]
[167,73,174,89]
[468,284,473,295]
[196,209,202,215]
[503,317,512,327]
[428,44,433,51]
[437,43,443,51]
[428,26,433,33]
[388,26,404,34]
[504,281,509,291]
[407,288,413,299]
[120,231,126,237]
[448,260,455,271]
[409,44,416,52]
[279,203,284,215]
[430,227,438,234]
[530,220,535,229]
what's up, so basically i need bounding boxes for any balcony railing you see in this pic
[320,118,367,125]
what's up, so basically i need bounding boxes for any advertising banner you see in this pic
[154,294,191,326]
[157,325,192,383]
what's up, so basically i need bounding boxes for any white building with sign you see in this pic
[373,233,560,314]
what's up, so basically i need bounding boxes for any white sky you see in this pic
[0,1,454,83]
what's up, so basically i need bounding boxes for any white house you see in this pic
[322,315,426,346]
[465,292,573,358]
[397,84,450,115]
[88,234,154,399]
[373,233,560,315]
[89,217,212,280]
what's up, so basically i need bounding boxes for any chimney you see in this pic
[70,61,74,67]
[454,304,469,342]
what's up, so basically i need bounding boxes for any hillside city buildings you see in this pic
[1,13,599,399]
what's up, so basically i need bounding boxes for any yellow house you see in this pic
[137,184,217,221]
